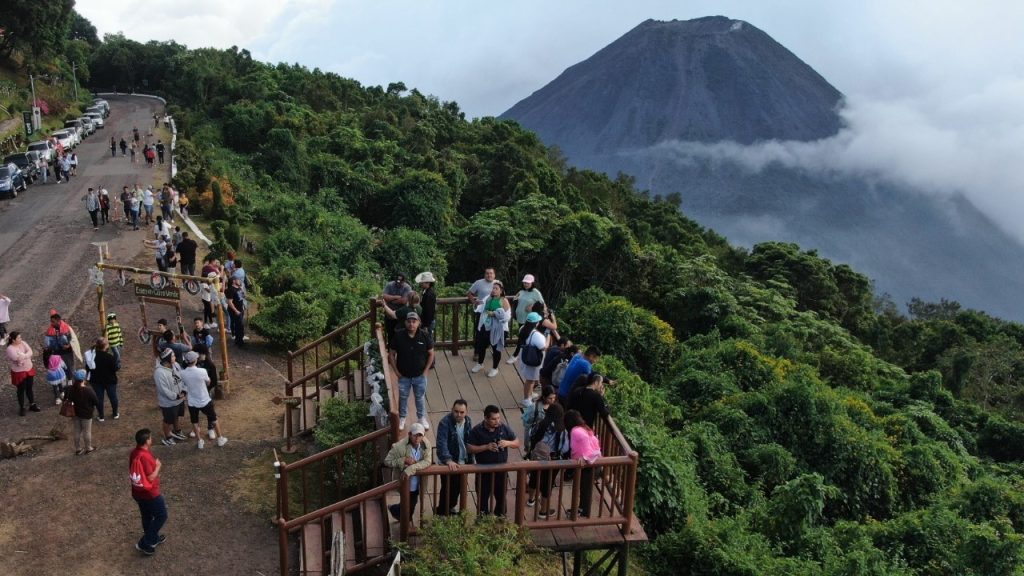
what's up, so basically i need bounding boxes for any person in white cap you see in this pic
[154,348,187,446]
[414,272,437,339]
[384,422,432,521]
[507,274,545,364]
[180,351,227,449]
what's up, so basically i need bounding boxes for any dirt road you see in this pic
[0,97,286,575]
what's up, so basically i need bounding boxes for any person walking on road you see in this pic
[84,188,100,230]
[99,189,111,225]
[105,313,124,369]
[129,428,168,555]
[156,140,165,164]
[119,137,128,156]
[110,136,117,157]
[65,369,98,454]
[89,338,119,421]
[225,276,246,348]
[0,293,10,345]
[5,331,39,416]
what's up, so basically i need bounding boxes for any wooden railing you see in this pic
[283,301,379,445]
[277,302,640,574]
[396,413,639,540]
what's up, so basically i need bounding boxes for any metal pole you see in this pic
[97,284,106,334]
[29,74,39,130]
[71,62,79,101]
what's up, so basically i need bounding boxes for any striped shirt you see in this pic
[106,322,124,347]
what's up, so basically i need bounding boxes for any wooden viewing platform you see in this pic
[275,298,647,575]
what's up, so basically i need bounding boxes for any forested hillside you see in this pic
[77,32,1024,574]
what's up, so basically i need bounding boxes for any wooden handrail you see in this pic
[279,426,392,473]
[288,311,372,360]
[281,480,399,530]
[284,346,364,392]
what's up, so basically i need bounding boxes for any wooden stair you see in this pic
[300,496,388,575]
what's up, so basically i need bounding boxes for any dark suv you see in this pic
[3,152,40,183]
[0,162,28,198]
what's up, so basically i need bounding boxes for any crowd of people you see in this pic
[384,266,611,521]
[108,126,165,166]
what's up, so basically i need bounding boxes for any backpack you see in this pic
[552,357,570,391]
[520,330,544,367]
[521,400,545,457]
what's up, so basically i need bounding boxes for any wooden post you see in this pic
[450,301,460,355]
[214,277,230,391]
[96,284,106,334]
[622,451,639,536]
[514,469,528,525]
[399,475,410,541]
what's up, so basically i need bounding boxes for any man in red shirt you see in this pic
[130,429,168,555]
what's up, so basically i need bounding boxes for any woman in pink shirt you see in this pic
[5,331,39,416]
[567,409,602,518]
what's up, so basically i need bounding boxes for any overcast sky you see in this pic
[76,1,1024,240]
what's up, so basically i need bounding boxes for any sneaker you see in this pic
[135,542,155,556]
[418,417,430,431]
[97,417,105,422]
[55,398,62,406]
[197,439,205,450]
[29,404,41,412]
[538,508,556,519]
[113,413,120,420]
[526,498,536,508]
[216,436,228,447]
[399,417,406,431]
[208,429,216,440]
[471,364,483,373]
[506,356,518,365]
[154,534,167,546]
[206,322,218,329]
[188,431,196,438]
[487,368,499,378]
[161,437,176,446]
[170,431,187,441]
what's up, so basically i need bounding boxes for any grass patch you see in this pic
[227,447,302,519]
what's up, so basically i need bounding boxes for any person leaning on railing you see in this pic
[385,422,432,522]
[466,405,520,517]
[434,399,473,516]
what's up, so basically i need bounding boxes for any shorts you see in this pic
[188,402,217,425]
[160,403,184,425]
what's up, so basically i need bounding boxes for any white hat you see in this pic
[409,423,426,436]
[415,271,436,284]
[522,274,536,284]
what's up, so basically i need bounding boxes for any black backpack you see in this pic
[520,330,544,367]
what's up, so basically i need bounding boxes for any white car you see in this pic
[78,117,96,135]
[51,129,76,150]
[27,140,56,163]
[91,100,110,117]
[84,112,104,128]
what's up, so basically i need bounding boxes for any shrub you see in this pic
[250,291,328,349]
[401,515,560,576]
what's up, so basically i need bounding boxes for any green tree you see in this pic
[0,0,75,60]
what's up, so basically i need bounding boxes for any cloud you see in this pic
[642,77,1024,243]
[76,0,330,52]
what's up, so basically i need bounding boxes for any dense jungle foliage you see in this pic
[24,17,1024,572]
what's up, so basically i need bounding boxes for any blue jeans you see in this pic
[134,494,168,550]
[91,382,119,419]
[111,345,122,370]
[398,375,427,419]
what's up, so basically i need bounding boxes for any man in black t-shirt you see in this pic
[388,312,434,432]
[176,232,198,276]
[225,277,245,347]
[467,405,520,516]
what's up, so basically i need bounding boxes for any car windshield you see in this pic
[5,155,27,164]
[0,167,12,178]
[29,144,45,151]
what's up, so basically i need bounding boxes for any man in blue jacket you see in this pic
[434,399,473,515]
[558,346,601,407]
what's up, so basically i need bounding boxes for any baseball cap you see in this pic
[184,351,199,364]
[409,423,426,436]
[405,312,420,321]
[160,347,174,360]
[522,274,536,284]
[106,312,117,319]
[73,369,87,381]
[526,312,543,323]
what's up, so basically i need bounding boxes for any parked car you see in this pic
[64,119,85,140]
[78,116,96,135]
[27,140,55,163]
[86,105,105,118]
[91,99,110,116]
[3,152,40,183]
[84,112,104,128]
[51,129,76,150]
[0,162,28,198]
